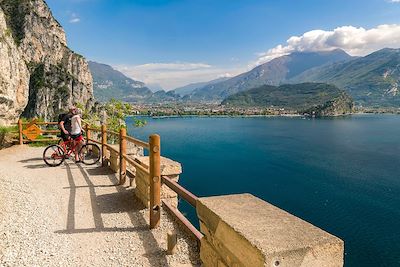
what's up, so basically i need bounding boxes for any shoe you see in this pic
[75,160,82,163]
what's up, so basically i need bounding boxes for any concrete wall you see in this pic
[197,194,344,267]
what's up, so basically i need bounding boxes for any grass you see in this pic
[0,125,17,134]
[28,134,59,147]
[0,125,18,149]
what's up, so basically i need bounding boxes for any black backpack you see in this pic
[58,113,67,129]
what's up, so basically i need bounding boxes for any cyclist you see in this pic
[59,106,75,142]
[70,108,84,162]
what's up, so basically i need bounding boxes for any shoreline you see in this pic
[127,112,400,120]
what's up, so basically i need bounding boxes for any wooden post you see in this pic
[101,124,107,166]
[119,127,127,185]
[149,134,161,229]
[18,119,23,145]
[167,231,177,255]
[85,124,91,143]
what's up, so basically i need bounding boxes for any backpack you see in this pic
[58,113,67,129]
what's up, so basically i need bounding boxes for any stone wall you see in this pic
[197,193,344,267]
[105,143,144,173]
[133,156,182,208]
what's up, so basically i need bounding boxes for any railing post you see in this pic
[119,127,127,185]
[18,119,23,145]
[149,134,161,229]
[101,124,107,166]
[85,124,91,142]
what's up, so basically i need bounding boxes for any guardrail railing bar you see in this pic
[162,200,203,241]
[161,176,198,207]
[124,135,150,149]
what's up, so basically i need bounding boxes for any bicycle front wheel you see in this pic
[80,143,101,165]
[43,145,65,167]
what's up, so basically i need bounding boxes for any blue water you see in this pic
[126,115,400,267]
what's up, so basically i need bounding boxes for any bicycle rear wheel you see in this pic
[80,143,101,165]
[43,145,65,167]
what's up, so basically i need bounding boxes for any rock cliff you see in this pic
[0,0,93,124]
[0,9,29,125]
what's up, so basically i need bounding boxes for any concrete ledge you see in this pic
[197,193,344,267]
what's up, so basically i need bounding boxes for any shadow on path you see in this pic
[57,162,169,266]
[18,157,47,169]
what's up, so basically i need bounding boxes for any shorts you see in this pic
[60,131,70,141]
[71,133,84,142]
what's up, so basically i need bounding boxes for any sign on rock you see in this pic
[22,124,42,140]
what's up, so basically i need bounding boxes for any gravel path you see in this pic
[0,145,200,266]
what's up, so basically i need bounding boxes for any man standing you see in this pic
[59,106,75,141]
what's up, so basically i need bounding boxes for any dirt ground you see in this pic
[0,145,200,267]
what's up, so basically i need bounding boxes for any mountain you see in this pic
[222,83,353,116]
[145,83,164,92]
[289,48,400,107]
[89,61,152,102]
[0,0,94,124]
[171,77,230,97]
[188,49,352,102]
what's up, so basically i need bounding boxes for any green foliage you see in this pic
[222,83,354,115]
[104,99,130,132]
[4,28,12,38]
[28,134,58,147]
[30,64,46,89]
[74,99,144,143]
[0,125,17,149]
[0,125,17,134]
[132,118,147,128]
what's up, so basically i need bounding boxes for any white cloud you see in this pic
[255,24,400,65]
[115,62,245,90]
[389,0,400,2]
[69,13,80,23]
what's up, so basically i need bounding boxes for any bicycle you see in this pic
[43,135,101,167]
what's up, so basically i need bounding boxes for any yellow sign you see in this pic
[22,124,42,140]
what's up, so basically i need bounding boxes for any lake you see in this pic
[126,115,400,267]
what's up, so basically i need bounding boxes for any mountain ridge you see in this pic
[89,61,152,102]
[222,82,354,116]
[289,48,400,107]
[187,49,352,101]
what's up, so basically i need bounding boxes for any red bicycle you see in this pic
[43,136,101,167]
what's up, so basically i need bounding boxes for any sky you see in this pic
[46,0,400,90]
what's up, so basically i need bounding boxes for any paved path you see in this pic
[0,145,199,266]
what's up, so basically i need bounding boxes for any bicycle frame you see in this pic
[59,137,85,157]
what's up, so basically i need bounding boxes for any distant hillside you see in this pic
[146,83,164,92]
[222,83,353,116]
[289,48,400,107]
[188,49,352,101]
[171,77,229,96]
[89,61,152,102]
